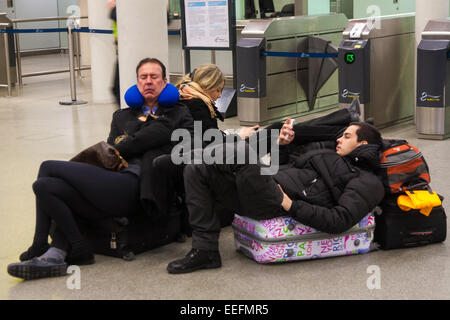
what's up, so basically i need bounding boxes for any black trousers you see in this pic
[149,154,185,218]
[31,160,142,252]
[184,163,240,251]
[184,108,353,251]
[254,107,351,153]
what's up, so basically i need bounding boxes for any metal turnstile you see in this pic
[236,14,348,126]
[416,19,450,140]
[0,13,16,95]
[338,14,416,127]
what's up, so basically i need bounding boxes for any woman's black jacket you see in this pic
[182,98,224,134]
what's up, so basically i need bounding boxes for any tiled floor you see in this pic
[0,54,449,300]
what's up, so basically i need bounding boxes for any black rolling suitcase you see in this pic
[75,206,187,261]
[374,196,447,250]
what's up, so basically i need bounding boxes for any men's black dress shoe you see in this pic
[167,248,222,274]
[19,243,50,262]
[7,257,68,280]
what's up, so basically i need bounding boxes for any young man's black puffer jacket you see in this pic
[236,144,385,234]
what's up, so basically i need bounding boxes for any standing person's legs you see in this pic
[112,60,120,107]
[167,163,239,274]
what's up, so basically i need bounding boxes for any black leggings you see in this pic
[31,160,142,252]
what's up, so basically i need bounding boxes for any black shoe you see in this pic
[167,248,221,274]
[7,257,67,280]
[19,243,50,262]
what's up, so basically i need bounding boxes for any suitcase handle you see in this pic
[405,181,432,194]
[403,229,435,247]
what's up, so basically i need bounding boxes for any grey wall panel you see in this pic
[15,0,60,50]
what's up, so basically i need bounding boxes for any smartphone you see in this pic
[285,119,295,139]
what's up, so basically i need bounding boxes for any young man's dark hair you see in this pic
[135,57,167,79]
[350,122,383,146]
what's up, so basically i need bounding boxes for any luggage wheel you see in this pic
[122,251,136,261]
[176,232,187,243]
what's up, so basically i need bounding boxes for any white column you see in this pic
[414,0,448,121]
[116,0,169,108]
[87,0,116,103]
[415,0,449,47]
[78,0,91,68]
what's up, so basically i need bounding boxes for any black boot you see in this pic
[19,243,50,262]
[167,248,221,274]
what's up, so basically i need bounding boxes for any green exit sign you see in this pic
[345,52,355,64]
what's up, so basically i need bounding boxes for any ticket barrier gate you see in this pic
[338,14,416,128]
[236,14,348,126]
[0,13,17,95]
[416,19,450,140]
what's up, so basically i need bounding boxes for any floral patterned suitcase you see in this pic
[232,212,375,263]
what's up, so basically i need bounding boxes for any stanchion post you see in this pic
[4,32,12,96]
[180,34,186,76]
[13,22,23,87]
[75,31,81,78]
[14,31,23,87]
[68,26,76,100]
[59,25,87,105]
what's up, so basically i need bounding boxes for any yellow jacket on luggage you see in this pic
[397,190,442,216]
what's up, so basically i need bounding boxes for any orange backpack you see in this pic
[378,139,430,194]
